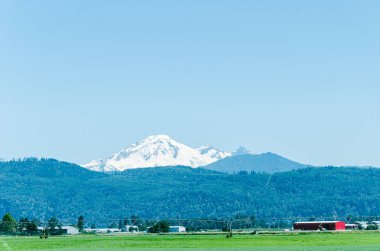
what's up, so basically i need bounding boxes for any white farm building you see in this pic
[169,226,186,233]
[61,226,80,235]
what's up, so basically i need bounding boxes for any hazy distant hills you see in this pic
[203,152,310,174]
[2,158,380,225]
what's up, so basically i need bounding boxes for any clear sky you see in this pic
[0,0,379,166]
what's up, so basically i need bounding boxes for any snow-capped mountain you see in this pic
[83,135,232,172]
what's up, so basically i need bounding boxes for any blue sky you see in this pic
[0,0,379,166]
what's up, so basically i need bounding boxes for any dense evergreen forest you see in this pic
[1,158,380,226]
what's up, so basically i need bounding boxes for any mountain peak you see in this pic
[203,152,307,174]
[144,134,172,141]
[233,146,252,156]
[198,145,219,153]
[83,135,231,172]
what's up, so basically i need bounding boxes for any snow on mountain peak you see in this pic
[83,135,232,172]
[197,145,230,160]
[151,134,171,139]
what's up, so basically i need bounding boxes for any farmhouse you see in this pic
[293,221,346,231]
[169,226,186,233]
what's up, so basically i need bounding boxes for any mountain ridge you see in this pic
[202,152,310,174]
[83,135,231,172]
[2,158,380,225]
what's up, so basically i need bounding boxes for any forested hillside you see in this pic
[1,159,380,226]
[203,152,309,173]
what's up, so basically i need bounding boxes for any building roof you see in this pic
[294,221,343,224]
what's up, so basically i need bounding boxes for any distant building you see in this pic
[37,226,80,235]
[83,228,120,233]
[293,221,346,231]
[169,226,186,233]
[61,226,80,235]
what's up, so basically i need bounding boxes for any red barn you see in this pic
[293,221,346,231]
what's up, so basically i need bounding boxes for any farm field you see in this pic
[1,232,380,251]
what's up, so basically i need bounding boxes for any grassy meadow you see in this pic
[1,232,380,251]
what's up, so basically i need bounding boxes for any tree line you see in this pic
[0,213,85,236]
[3,211,380,236]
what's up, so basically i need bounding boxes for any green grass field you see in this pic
[1,232,380,251]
